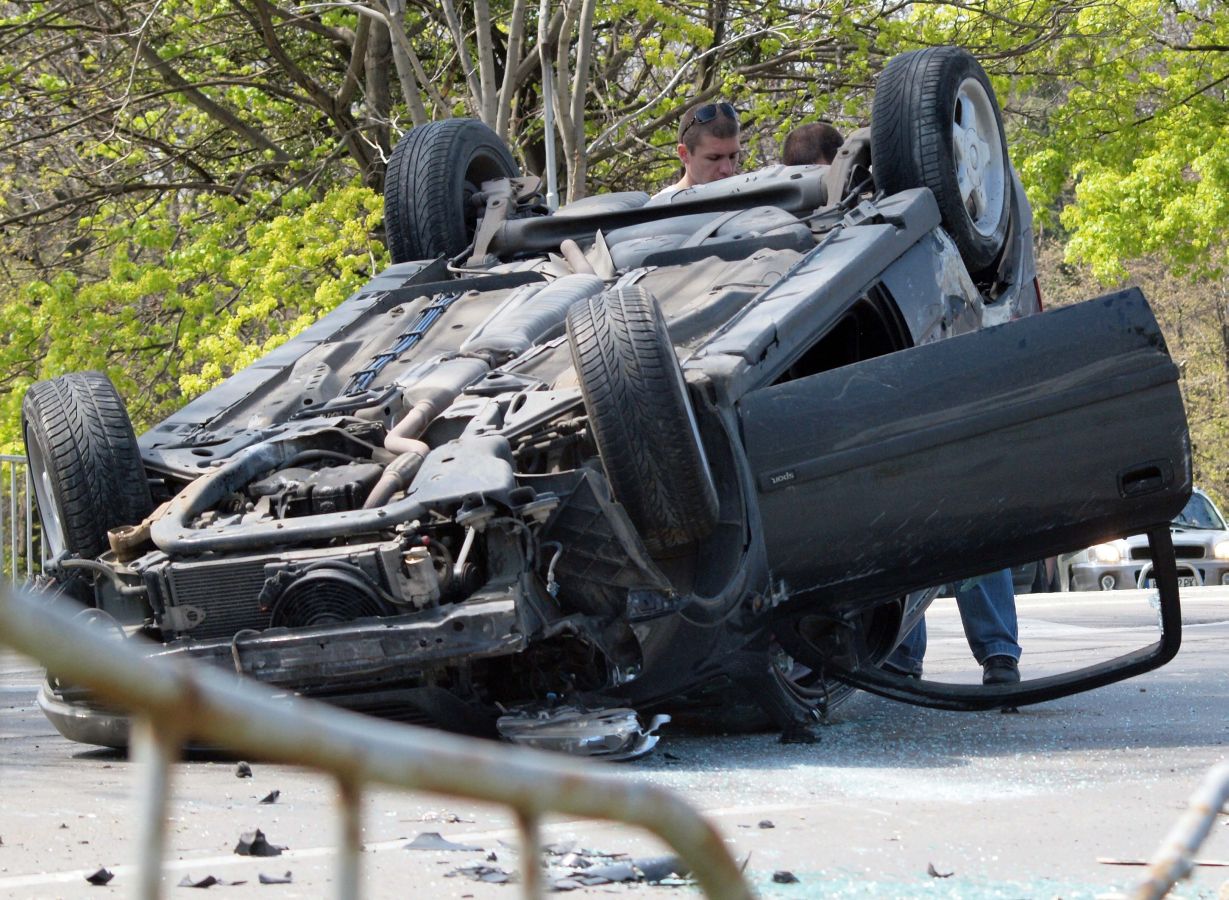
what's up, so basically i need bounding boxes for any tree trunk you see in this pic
[365,16,393,179]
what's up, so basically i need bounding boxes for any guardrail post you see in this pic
[131,716,179,900]
[337,777,363,900]
[1130,761,1229,899]
[516,809,543,899]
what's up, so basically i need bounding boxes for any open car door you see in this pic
[739,287,1190,708]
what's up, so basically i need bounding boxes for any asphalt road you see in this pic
[2,588,1228,899]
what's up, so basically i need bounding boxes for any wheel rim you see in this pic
[950,77,1006,238]
[25,428,67,559]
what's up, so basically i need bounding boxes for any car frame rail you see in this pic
[0,584,753,900]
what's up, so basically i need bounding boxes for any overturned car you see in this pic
[25,48,1191,753]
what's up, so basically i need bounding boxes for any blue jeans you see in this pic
[886,568,1020,676]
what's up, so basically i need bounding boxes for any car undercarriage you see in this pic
[25,47,1193,754]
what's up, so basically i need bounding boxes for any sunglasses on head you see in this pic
[682,102,738,135]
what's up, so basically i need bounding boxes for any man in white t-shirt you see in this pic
[651,101,741,201]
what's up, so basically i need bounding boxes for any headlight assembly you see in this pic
[1090,543,1122,563]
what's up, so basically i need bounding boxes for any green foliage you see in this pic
[0,183,386,451]
[2,0,1227,498]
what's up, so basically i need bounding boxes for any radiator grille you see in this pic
[1130,545,1205,561]
[166,557,272,639]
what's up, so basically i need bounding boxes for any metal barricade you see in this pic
[0,453,39,585]
[1129,761,1229,899]
[0,584,754,900]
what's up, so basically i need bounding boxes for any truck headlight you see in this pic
[1213,540,1229,561]
[1090,543,1122,563]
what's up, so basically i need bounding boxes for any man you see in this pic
[886,569,1022,685]
[652,100,741,200]
[782,121,844,166]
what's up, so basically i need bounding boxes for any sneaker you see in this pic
[982,655,1020,685]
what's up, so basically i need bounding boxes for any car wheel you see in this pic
[384,118,519,263]
[871,46,1012,275]
[566,284,719,556]
[22,371,153,561]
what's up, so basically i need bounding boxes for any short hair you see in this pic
[782,122,845,166]
[677,100,740,152]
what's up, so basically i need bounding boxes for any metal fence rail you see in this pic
[0,584,754,900]
[0,453,38,585]
[1129,761,1229,900]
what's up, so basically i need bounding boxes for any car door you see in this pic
[737,287,1190,612]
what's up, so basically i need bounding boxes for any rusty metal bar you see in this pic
[1130,761,1229,899]
[131,716,178,900]
[516,810,544,899]
[0,584,754,900]
[337,778,363,900]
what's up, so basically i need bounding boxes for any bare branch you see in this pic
[0,181,242,230]
[335,13,371,107]
[122,33,290,161]
[473,0,498,125]
[496,0,529,139]
[438,0,483,112]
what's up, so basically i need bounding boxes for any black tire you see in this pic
[871,46,1012,274]
[22,371,153,561]
[566,285,719,556]
[384,118,519,263]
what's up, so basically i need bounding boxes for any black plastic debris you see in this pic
[404,832,483,852]
[85,867,114,886]
[772,870,799,884]
[259,872,293,885]
[179,875,218,889]
[758,819,775,829]
[446,864,512,883]
[234,829,286,857]
[235,761,253,778]
[927,862,954,878]
[258,790,280,805]
[178,874,247,888]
